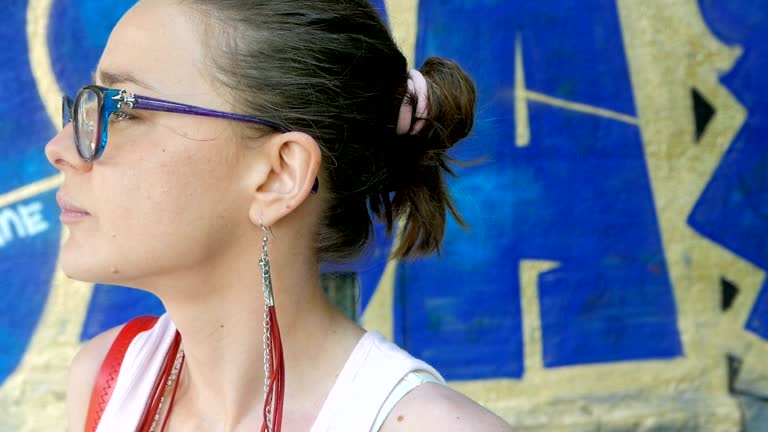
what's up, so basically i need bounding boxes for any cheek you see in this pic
[81,136,247,278]
[112,154,238,235]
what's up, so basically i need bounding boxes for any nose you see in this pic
[45,124,93,174]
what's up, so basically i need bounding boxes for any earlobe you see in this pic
[248,205,264,227]
[249,131,321,227]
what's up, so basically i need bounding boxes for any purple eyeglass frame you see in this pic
[63,85,318,192]
[106,85,290,131]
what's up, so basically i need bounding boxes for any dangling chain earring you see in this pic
[260,221,285,432]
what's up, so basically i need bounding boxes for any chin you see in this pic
[59,234,131,283]
[58,250,125,286]
[61,264,118,285]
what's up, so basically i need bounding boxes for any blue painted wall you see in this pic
[1,1,767,427]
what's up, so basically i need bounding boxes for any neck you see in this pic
[134,228,355,427]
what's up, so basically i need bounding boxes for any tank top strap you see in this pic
[369,369,443,431]
[311,331,445,432]
[96,314,177,432]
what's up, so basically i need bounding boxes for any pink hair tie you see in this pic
[396,69,430,135]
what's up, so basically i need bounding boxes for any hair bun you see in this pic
[375,56,476,259]
[418,57,477,152]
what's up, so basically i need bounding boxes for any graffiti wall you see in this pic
[1,0,766,430]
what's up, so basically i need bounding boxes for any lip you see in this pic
[57,193,91,223]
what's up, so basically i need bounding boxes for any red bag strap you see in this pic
[84,316,159,432]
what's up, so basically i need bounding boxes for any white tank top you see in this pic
[96,314,444,431]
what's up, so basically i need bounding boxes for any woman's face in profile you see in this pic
[46,0,256,286]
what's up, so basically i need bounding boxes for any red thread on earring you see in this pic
[262,305,285,432]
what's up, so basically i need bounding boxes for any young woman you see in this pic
[47,0,511,430]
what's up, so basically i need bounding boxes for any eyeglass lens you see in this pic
[74,89,100,161]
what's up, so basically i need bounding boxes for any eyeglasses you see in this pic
[61,85,319,193]
[61,85,289,162]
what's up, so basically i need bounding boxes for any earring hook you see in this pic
[259,216,275,239]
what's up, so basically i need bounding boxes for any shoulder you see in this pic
[380,382,513,432]
[66,324,125,432]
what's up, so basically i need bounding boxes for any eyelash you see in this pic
[111,110,134,122]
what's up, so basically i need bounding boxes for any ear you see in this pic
[248,131,321,227]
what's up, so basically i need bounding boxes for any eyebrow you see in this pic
[94,69,156,91]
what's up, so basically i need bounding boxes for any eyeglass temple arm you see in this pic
[112,91,289,132]
[112,90,317,193]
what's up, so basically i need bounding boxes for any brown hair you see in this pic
[181,0,476,261]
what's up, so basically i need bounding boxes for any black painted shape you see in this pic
[721,277,739,311]
[692,88,715,142]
